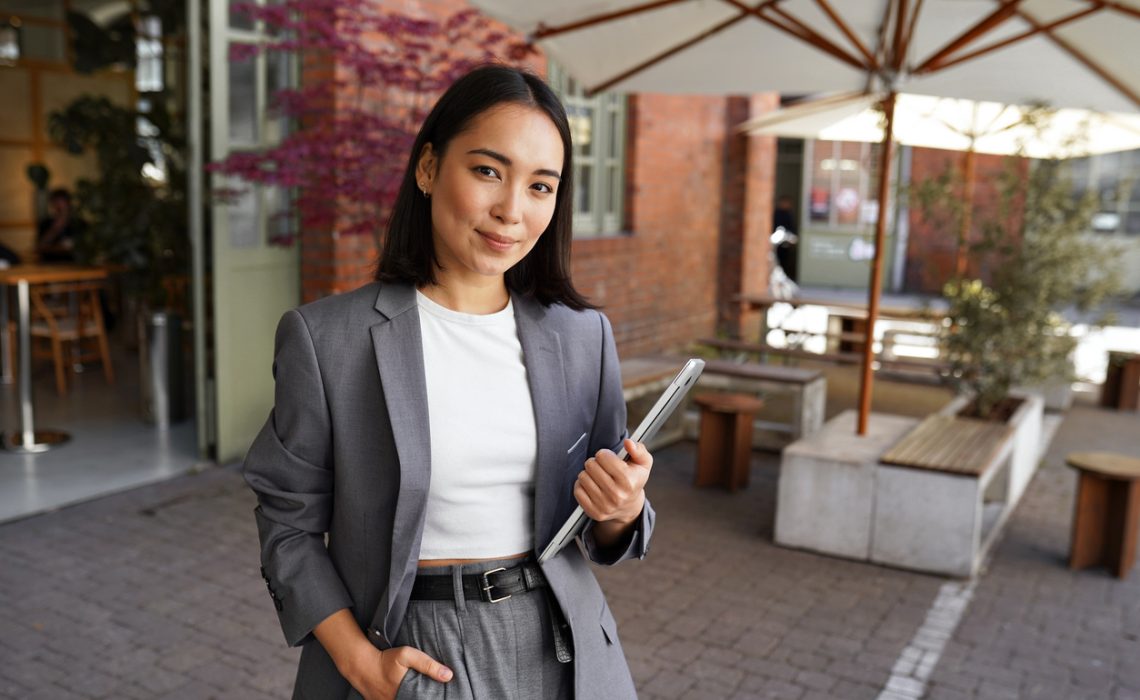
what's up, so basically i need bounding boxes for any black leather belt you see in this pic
[410,561,547,604]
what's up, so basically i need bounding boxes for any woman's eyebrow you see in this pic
[467,148,562,181]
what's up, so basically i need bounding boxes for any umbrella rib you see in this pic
[1099,0,1140,21]
[1013,7,1140,110]
[917,5,1103,74]
[530,0,690,40]
[812,0,879,69]
[720,0,867,71]
[872,0,895,83]
[912,0,1026,74]
[891,0,909,72]
[584,12,751,95]
[900,0,926,72]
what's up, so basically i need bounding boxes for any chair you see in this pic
[8,281,115,396]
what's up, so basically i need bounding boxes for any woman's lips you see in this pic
[477,230,515,251]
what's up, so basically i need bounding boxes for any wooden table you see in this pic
[0,264,110,452]
[1066,451,1140,579]
[737,292,947,353]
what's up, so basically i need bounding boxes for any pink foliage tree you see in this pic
[210,0,529,245]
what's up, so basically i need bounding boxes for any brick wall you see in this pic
[569,93,779,357]
[903,147,1026,294]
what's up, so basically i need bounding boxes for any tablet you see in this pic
[537,358,705,564]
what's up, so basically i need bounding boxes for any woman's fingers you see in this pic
[391,646,452,683]
[577,441,654,522]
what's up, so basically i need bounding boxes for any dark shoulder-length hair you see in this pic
[375,64,595,311]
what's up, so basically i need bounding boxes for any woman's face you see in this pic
[417,104,564,285]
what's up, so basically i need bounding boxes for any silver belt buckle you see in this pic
[481,567,511,603]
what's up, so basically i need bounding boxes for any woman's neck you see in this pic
[418,275,510,315]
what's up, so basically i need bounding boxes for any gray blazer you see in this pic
[243,282,655,699]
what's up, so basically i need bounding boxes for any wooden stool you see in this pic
[693,393,763,491]
[1066,451,1140,579]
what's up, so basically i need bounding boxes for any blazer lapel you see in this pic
[370,284,431,635]
[514,296,570,553]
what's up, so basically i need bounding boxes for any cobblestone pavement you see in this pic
[1,404,1138,699]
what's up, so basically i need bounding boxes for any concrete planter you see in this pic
[775,392,1046,578]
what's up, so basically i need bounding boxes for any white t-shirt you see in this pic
[415,290,537,560]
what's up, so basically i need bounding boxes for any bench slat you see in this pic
[701,358,822,385]
[881,415,1011,476]
[697,337,950,374]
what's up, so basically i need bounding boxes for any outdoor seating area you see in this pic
[2,0,1140,698]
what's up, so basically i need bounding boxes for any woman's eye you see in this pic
[532,182,554,194]
[474,165,499,178]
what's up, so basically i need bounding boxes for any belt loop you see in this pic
[452,564,467,613]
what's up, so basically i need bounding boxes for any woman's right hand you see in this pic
[313,609,453,700]
[344,644,453,700]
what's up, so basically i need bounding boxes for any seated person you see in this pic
[36,188,86,263]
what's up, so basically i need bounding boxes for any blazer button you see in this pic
[367,627,391,649]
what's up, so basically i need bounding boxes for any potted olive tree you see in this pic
[938,155,1121,419]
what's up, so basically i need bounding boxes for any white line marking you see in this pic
[877,578,979,699]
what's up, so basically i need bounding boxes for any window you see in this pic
[136,14,163,93]
[548,62,627,237]
[1067,149,1140,235]
[804,139,885,232]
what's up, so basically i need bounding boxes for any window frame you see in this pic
[548,62,628,237]
[1068,149,1140,236]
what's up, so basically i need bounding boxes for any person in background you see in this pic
[36,188,85,263]
[771,194,799,283]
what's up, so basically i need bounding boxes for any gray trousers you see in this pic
[393,557,574,699]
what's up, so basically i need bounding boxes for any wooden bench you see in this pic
[775,394,1045,578]
[697,337,951,378]
[873,413,1018,577]
[697,358,826,447]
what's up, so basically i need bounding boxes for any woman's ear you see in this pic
[415,144,437,196]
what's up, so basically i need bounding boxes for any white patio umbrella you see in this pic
[739,91,1140,276]
[469,0,1140,435]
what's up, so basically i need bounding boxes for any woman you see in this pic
[244,65,655,700]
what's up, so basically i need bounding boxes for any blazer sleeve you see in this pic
[579,311,656,566]
[243,309,353,647]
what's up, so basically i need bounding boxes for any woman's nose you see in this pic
[491,187,523,225]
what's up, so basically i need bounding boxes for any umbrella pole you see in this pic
[956,148,977,278]
[856,91,898,435]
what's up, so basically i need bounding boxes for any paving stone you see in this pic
[2,406,1139,699]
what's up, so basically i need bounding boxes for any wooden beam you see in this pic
[531,0,689,40]
[1099,0,1140,21]
[1014,7,1140,110]
[813,0,879,69]
[872,0,896,83]
[900,0,925,71]
[891,0,909,71]
[717,0,868,71]
[585,12,749,95]
[913,0,1025,74]
[762,3,869,70]
[920,5,1103,74]
[857,91,898,436]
